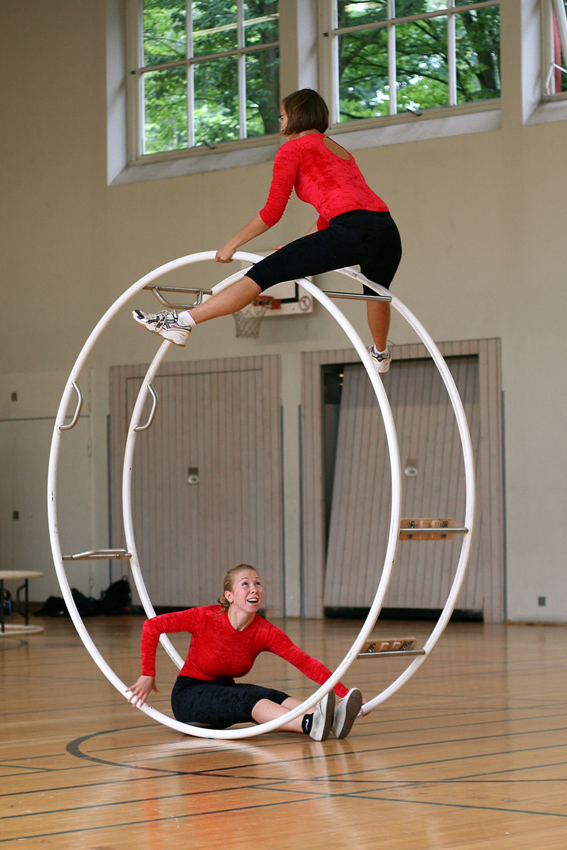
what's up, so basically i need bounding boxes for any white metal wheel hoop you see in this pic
[121,267,404,733]
[335,268,476,714]
[47,251,474,738]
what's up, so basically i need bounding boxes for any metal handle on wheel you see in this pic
[134,384,158,432]
[59,382,83,431]
[145,284,213,310]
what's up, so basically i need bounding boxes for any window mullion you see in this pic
[328,0,340,124]
[331,3,340,124]
[187,1,195,149]
[543,0,556,95]
[448,4,457,106]
[388,0,396,116]
[238,0,246,139]
[137,0,146,156]
[139,73,146,155]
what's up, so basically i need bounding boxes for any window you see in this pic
[129,0,280,157]
[116,0,506,182]
[325,1,501,126]
[542,0,567,97]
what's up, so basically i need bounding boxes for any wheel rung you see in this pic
[144,284,213,311]
[399,529,468,540]
[62,549,131,561]
[399,518,468,540]
[322,289,391,303]
[358,637,421,659]
[358,649,426,659]
[144,284,213,295]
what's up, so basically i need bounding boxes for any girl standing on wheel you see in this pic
[134,88,402,373]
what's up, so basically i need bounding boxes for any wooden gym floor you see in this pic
[2,615,567,849]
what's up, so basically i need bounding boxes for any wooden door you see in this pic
[323,355,481,612]
[301,339,503,621]
[110,356,284,615]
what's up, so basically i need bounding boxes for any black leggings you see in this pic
[171,676,290,728]
[247,210,402,296]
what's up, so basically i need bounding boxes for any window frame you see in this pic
[320,0,502,130]
[541,0,567,99]
[111,0,508,185]
[126,0,281,163]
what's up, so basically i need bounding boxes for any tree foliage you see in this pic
[141,0,279,154]
[337,1,501,121]
[138,1,501,154]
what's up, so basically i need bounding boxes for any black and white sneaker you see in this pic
[368,344,392,374]
[132,309,191,347]
[332,688,362,739]
[309,692,336,742]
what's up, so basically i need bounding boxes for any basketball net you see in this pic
[233,296,280,338]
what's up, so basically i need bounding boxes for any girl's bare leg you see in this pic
[251,697,305,733]
[186,272,390,350]
[366,300,390,351]
[186,276,261,325]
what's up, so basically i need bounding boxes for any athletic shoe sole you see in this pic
[373,359,391,374]
[333,688,363,739]
[368,345,392,374]
[132,309,190,347]
[310,691,336,741]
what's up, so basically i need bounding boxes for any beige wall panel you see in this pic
[1,1,566,622]
[0,416,92,604]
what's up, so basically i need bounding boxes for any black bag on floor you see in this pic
[35,590,97,617]
[96,577,131,616]
[71,588,98,617]
[35,595,67,617]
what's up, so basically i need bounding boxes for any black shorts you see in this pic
[171,676,290,728]
[247,210,402,295]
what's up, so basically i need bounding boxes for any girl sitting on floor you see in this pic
[128,564,362,740]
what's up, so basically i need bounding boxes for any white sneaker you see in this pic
[132,309,191,347]
[332,688,362,739]
[309,691,336,741]
[368,344,392,374]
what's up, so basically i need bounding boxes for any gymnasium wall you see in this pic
[0,1,565,622]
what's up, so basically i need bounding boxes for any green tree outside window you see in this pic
[138,0,280,155]
[334,1,501,123]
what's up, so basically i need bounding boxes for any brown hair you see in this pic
[281,88,329,136]
[217,564,260,613]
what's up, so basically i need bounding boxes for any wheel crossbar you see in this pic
[358,649,426,659]
[62,549,132,561]
[144,283,214,311]
[322,289,392,302]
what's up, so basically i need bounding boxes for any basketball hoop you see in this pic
[233,295,280,338]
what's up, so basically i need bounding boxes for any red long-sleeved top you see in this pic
[259,133,388,231]
[141,605,349,698]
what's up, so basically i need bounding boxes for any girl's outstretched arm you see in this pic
[215,213,270,263]
[127,675,159,708]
